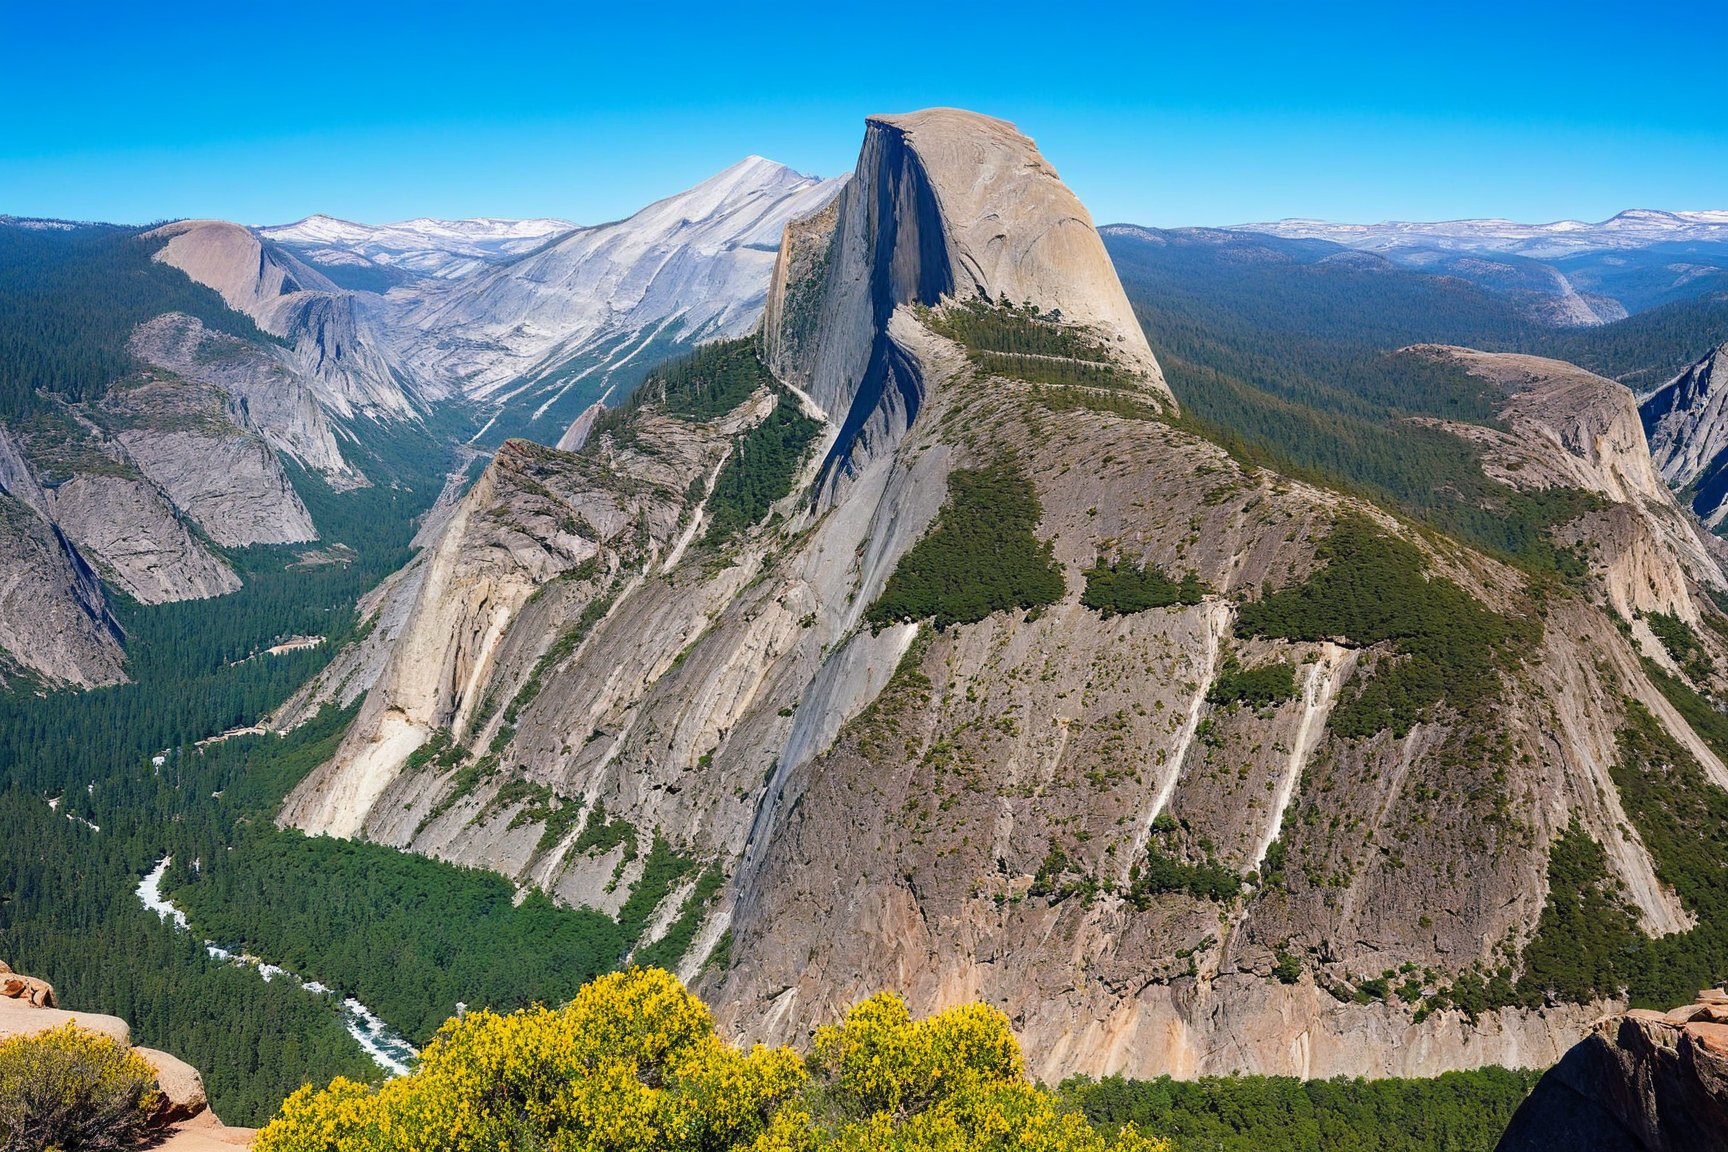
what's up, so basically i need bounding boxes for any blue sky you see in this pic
[3,0,1724,228]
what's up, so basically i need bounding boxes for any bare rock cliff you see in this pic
[282,109,1728,1085]
[1496,990,1728,1152]
[149,220,426,421]
[1415,345,1725,626]
[1642,342,1728,529]
[0,429,125,687]
[128,313,365,491]
[764,109,1169,480]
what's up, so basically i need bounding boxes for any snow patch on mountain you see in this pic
[260,214,577,281]
[1237,209,1728,258]
[387,156,846,436]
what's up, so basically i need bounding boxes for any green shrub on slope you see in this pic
[867,461,1066,631]
[1236,516,1534,736]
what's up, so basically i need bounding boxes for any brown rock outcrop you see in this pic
[0,966,56,1007]
[1497,992,1728,1151]
[0,961,238,1142]
[134,1046,210,1126]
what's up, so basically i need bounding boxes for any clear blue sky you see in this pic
[3,0,1724,229]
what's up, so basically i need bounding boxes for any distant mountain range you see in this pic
[258,215,576,284]
[1208,210,1728,326]
[1236,208,1728,256]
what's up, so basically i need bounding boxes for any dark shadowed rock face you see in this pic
[1497,992,1728,1152]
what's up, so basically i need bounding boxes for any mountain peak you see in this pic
[857,106,1165,390]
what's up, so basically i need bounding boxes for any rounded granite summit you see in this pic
[860,108,1169,398]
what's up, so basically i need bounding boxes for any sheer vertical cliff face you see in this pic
[765,110,1170,481]
[1642,342,1728,529]
[284,109,1728,1083]
[0,429,125,687]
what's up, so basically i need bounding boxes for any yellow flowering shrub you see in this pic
[255,968,803,1152]
[808,993,1165,1152]
[256,970,1164,1152]
[0,1022,163,1152]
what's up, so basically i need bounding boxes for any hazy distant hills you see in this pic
[1204,209,1728,324]
[1238,208,1728,254]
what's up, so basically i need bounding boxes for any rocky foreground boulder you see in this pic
[1497,990,1728,1151]
[0,959,251,1148]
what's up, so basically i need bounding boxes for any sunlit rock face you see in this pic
[284,108,1728,1084]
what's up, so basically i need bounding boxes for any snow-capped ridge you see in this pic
[1238,208,1728,255]
[389,155,846,418]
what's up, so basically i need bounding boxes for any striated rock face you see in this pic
[1414,345,1725,627]
[281,404,761,837]
[128,313,365,490]
[0,297,359,680]
[45,472,241,603]
[285,108,1728,1084]
[95,372,318,548]
[1642,342,1728,529]
[0,446,125,687]
[390,157,843,442]
[13,368,328,603]
[271,555,428,730]
[1496,991,1728,1152]
[149,219,428,420]
[856,110,1164,387]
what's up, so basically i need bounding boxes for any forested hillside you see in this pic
[0,412,488,1122]
[1106,227,1728,553]
[0,222,279,419]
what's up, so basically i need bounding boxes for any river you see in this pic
[136,857,418,1076]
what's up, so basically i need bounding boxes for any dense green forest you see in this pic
[1532,293,1728,392]
[0,346,487,1124]
[1067,1067,1542,1152]
[591,334,773,444]
[0,222,280,419]
[1509,700,1728,1011]
[1236,516,1536,737]
[0,788,379,1124]
[866,460,1066,630]
[701,388,821,544]
[0,317,776,1127]
[1081,557,1208,616]
[1107,228,1727,563]
[922,297,1145,390]
[161,830,627,1046]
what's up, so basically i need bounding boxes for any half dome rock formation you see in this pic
[1496,991,1728,1152]
[283,108,1728,1085]
[854,109,1164,387]
[764,108,1170,478]
[1642,342,1728,529]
